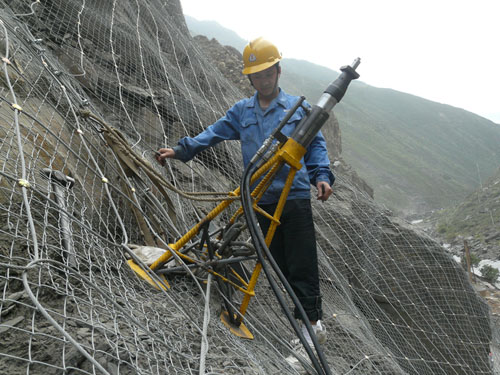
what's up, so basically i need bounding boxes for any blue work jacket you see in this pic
[173,89,334,205]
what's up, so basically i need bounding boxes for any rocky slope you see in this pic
[418,166,500,262]
[0,1,496,374]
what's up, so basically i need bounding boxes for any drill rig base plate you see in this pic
[127,259,170,290]
[220,311,254,340]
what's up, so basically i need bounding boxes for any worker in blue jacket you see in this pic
[157,37,334,369]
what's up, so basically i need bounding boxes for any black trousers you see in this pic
[257,199,322,322]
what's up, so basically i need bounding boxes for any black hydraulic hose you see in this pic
[241,161,331,375]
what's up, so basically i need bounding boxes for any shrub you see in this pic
[480,265,499,284]
[437,223,448,234]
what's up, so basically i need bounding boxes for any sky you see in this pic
[180,0,500,123]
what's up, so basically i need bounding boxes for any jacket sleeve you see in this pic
[304,130,335,187]
[173,104,241,162]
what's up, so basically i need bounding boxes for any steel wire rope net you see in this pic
[0,1,497,375]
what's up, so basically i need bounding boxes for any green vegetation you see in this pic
[480,265,499,284]
[436,221,456,242]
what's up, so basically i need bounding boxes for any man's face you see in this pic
[250,65,280,98]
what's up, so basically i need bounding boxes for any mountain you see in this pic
[184,16,500,217]
[432,165,500,259]
[185,15,247,51]
[335,84,500,215]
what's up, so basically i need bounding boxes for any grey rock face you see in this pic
[0,1,495,375]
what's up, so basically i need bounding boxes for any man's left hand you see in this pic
[316,181,332,202]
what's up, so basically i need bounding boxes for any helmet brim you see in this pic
[242,58,281,75]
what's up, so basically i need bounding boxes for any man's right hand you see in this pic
[156,147,175,166]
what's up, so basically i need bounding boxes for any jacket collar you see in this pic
[246,88,286,110]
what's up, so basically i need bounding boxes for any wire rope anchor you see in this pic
[40,168,77,268]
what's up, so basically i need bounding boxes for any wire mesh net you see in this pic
[0,1,497,374]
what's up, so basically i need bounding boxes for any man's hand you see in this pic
[155,147,175,166]
[316,181,332,202]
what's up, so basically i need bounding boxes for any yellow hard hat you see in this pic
[242,37,282,75]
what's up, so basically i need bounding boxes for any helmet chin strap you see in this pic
[264,70,280,101]
[268,74,280,98]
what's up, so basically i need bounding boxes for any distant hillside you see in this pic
[279,59,339,102]
[434,166,500,246]
[185,16,500,216]
[335,84,500,215]
[185,15,247,51]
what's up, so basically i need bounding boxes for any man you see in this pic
[156,37,334,370]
